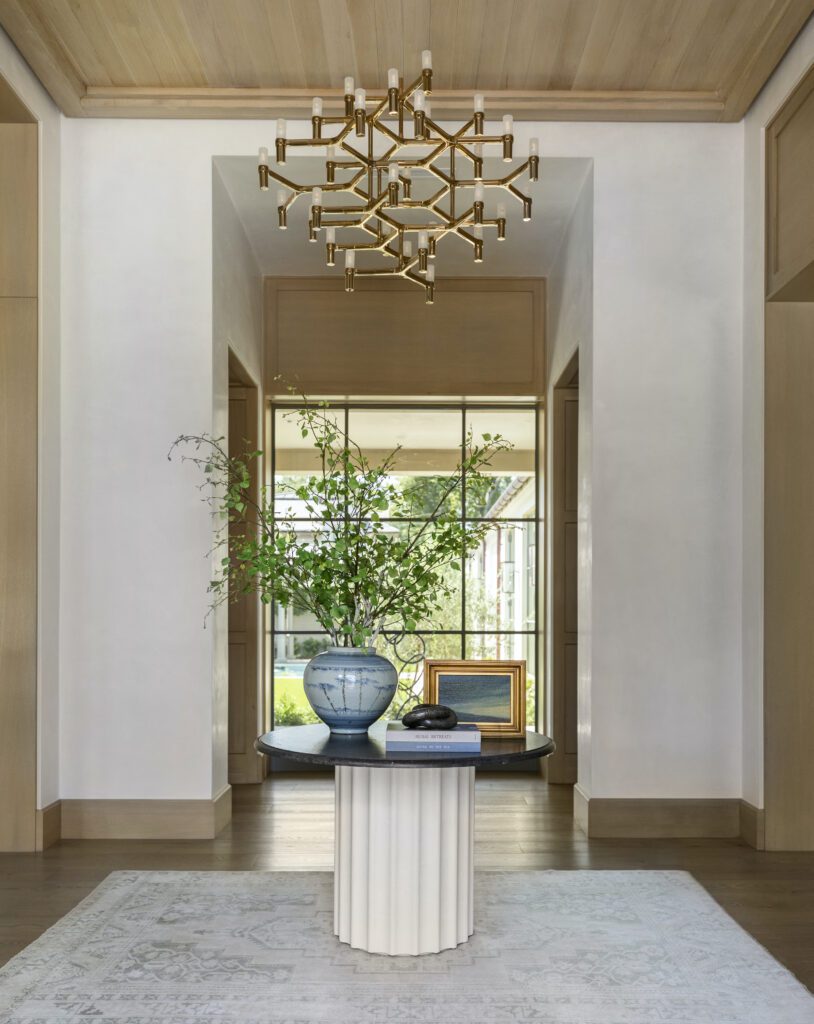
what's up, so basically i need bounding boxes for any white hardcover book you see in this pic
[386,722,481,746]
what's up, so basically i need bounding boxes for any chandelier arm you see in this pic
[257,52,535,293]
[452,118,476,141]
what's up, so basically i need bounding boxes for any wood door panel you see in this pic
[549,380,578,784]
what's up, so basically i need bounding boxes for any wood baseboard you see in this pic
[739,800,766,850]
[573,788,741,839]
[60,786,232,840]
[35,800,62,850]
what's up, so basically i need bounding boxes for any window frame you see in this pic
[266,399,542,730]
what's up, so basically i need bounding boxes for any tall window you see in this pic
[268,402,541,729]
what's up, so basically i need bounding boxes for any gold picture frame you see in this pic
[423,660,526,739]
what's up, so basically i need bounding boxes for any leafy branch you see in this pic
[171,385,513,648]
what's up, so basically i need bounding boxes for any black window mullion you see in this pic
[269,397,542,729]
[460,406,466,660]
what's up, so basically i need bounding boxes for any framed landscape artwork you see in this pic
[423,660,526,739]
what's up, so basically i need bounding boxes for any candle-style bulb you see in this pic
[474,183,484,204]
[276,118,287,139]
[474,224,483,240]
[414,89,426,111]
[502,114,514,134]
[326,227,336,244]
[312,97,323,117]
[388,67,399,89]
[418,230,428,250]
[529,137,539,156]
[354,88,366,110]
[474,94,485,113]
[344,76,354,95]
[277,189,287,206]
[345,250,355,269]
[422,49,432,70]
[388,162,399,183]
[312,187,322,206]
[426,264,435,282]
[258,146,269,165]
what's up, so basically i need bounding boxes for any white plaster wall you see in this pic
[0,27,62,807]
[60,121,269,799]
[527,121,744,799]
[60,116,744,801]
[742,18,814,810]
[211,165,264,793]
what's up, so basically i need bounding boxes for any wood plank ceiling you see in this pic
[1,0,812,121]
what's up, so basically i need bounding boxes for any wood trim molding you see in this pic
[740,800,766,850]
[78,86,725,122]
[34,800,62,850]
[574,788,742,839]
[60,786,232,840]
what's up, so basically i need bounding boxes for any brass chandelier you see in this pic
[257,50,538,304]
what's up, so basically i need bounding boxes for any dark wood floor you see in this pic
[2,773,814,990]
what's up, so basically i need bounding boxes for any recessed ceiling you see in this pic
[2,0,812,121]
[215,155,590,278]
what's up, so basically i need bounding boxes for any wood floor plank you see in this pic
[1,772,813,991]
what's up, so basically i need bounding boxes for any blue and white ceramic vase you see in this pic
[303,646,398,735]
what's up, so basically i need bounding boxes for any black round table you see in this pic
[256,721,555,768]
[256,723,555,956]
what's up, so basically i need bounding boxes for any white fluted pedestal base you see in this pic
[334,765,475,956]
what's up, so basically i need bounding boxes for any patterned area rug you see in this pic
[2,870,813,1023]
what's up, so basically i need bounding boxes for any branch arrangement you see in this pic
[171,389,512,648]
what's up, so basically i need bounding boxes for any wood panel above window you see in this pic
[1,0,812,122]
[264,277,544,398]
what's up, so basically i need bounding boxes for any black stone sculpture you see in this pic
[401,703,458,730]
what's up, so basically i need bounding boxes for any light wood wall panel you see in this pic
[0,297,38,851]
[767,63,814,301]
[0,116,38,852]
[764,301,814,850]
[265,277,544,397]
[0,124,37,298]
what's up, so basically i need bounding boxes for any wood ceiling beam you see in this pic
[80,86,725,123]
